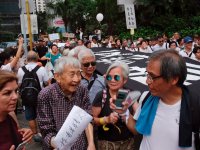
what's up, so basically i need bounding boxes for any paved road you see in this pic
[17,111,42,150]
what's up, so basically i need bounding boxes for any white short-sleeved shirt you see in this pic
[17,62,49,88]
[138,46,153,53]
[152,43,168,51]
[1,63,12,71]
[179,50,195,59]
[134,94,195,150]
[192,57,200,62]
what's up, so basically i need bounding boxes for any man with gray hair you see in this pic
[37,56,96,150]
[111,49,200,150]
[78,48,105,103]
[17,51,49,142]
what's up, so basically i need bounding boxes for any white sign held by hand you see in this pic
[54,105,92,150]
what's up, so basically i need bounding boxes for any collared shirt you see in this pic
[37,83,91,150]
[81,73,105,104]
[152,43,168,51]
[179,49,195,59]
[1,63,12,71]
[138,46,153,53]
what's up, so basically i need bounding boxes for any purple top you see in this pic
[37,83,91,150]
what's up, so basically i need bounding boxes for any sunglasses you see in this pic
[82,61,96,67]
[106,75,121,81]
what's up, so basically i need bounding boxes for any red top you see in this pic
[0,115,22,150]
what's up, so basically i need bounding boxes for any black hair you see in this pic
[0,50,14,67]
[139,40,148,45]
[51,44,58,49]
[156,35,163,40]
[148,49,187,87]
[92,36,98,41]
[193,46,200,54]
[169,41,178,48]
[177,38,183,45]
[84,40,91,47]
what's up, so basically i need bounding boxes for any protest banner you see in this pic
[49,33,60,41]
[92,48,200,92]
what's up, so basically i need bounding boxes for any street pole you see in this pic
[130,28,134,41]
[19,0,28,56]
[21,14,28,56]
[25,0,33,51]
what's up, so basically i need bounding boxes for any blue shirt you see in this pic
[45,52,62,66]
[81,73,105,103]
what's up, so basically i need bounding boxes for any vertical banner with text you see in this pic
[125,4,137,29]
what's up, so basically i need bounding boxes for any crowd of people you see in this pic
[27,31,200,63]
[0,31,199,150]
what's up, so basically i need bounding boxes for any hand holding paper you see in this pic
[54,106,93,150]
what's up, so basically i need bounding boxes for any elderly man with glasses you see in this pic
[110,49,200,150]
[78,48,105,104]
[37,56,96,150]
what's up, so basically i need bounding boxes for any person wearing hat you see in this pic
[179,36,195,59]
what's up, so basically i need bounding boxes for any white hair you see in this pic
[62,49,70,56]
[68,45,88,58]
[77,48,95,62]
[54,56,81,74]
[106,61,129,79]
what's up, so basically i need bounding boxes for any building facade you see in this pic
[0,0,21,41]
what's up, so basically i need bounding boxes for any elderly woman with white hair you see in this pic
[92,61,135,150]
[78,48,105,104]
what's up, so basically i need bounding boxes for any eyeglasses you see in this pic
[82,61,96,67]
[106,75,121,81]
[145,71,162,83]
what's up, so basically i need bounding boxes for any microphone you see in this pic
[125,91,141,107]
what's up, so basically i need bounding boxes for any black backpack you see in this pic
[20,65,41,106]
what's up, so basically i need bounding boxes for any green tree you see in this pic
[96,0,126,35]
[37,11,48,34]
[46,0,96,33]
[46,26,60,34]
[135,0,200,28]
[46,0,70,31]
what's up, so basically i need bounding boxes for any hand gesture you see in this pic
[87,143,96,150]
[108,112,119,124]
[9,145,15,150]
[18,128,33,143]
[109,97,129,114]
[18,37,24,46]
